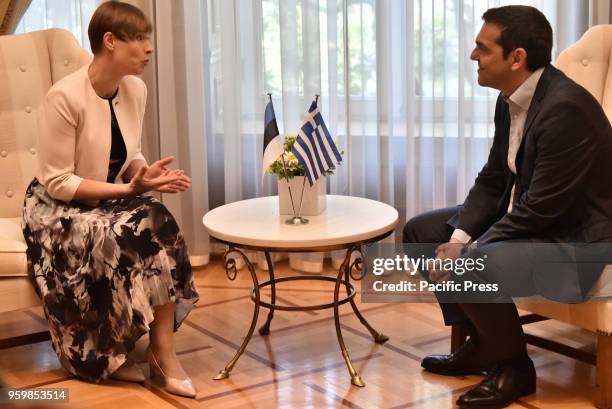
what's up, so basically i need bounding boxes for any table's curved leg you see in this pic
[213,247,261,381]
[334,246,365,387]
[258,251,276,335]
[344,247,389,344]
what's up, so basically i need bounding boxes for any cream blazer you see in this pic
[36,64,147,203]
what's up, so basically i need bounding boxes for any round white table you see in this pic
[202,195,399,387]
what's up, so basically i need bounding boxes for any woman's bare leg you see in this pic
[148,302,188,379]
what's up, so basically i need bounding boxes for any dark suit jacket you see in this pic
[449,64,612,245]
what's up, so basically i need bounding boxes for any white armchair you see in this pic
[451,24,612,409]
[0,28,89,347]
[518,24,612,409]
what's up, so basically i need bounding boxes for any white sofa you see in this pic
[0,28,89,345]
[520,24,612,409]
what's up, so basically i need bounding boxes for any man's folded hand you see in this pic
[428,241,464,282]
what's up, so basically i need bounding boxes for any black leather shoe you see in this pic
[456,356,536,408]
[421,337,487,376]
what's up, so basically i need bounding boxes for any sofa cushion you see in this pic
[518,266,612,334]
[0,29,89,219]
[0,217,27,277]
[589,264,612,299]
[518,302,612,335]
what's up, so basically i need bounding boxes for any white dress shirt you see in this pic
[451,67,545,244]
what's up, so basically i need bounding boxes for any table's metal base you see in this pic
[214,246,388,387]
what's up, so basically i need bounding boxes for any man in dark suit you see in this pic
[403,5,612,408]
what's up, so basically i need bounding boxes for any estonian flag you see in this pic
[291,99,342,186]
[262,98,284,181]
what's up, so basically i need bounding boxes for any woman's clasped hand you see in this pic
[129,156,192,195]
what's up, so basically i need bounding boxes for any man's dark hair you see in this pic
[482,5,552,71]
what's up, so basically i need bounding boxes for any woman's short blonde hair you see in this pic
[88,1,152,54]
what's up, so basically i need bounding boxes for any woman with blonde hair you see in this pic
[22,1,199,398]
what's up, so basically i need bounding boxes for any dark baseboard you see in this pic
[0,330,51,350]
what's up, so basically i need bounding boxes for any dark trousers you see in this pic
[402,206,527,365]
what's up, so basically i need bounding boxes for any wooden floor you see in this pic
[0,257,600,408]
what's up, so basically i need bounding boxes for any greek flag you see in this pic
[291,100,342,186]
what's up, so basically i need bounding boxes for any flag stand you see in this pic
[284,93,321,225]
[272,92,308,225]
[284,177,309,225]
[285,175,309,225]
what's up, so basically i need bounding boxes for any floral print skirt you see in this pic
[21,179,199,382]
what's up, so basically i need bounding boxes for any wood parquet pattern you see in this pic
[0,257,599,408]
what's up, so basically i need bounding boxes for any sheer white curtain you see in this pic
[150,0,594,271]
[590,0,611,26]
[14,0,100,49]
[169,0,588,271]
[12,0,595,271]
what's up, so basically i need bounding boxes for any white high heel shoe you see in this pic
[147,348,197,398]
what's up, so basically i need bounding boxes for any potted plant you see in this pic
[266,136,340,216]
